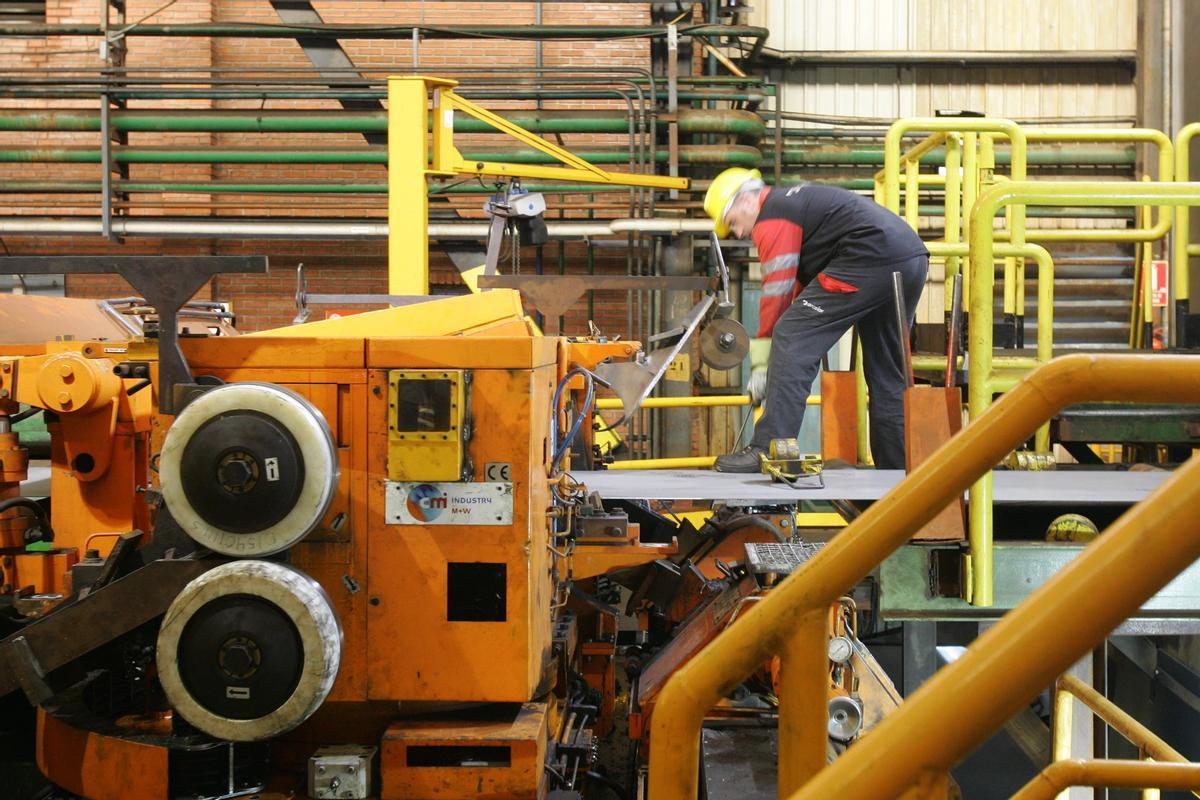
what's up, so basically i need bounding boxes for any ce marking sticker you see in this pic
[485,462,512,481]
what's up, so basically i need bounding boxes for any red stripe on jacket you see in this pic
[752,194,803,337]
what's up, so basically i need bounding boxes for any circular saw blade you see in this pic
[699,317,749,370]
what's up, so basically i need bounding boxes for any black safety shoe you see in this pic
[713,445,767,473]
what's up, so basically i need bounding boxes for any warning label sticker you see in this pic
[385,481,514,526]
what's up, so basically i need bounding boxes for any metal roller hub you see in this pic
[159,382,338,557]
[180,411,306,534]
[157,560,342,742]
[177,594,304,720]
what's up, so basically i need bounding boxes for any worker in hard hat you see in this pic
[703,168,928,472]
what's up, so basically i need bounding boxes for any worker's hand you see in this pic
[747,367,769,406]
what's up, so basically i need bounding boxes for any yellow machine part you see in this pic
[387,369,467,482]
[248,289,529,339]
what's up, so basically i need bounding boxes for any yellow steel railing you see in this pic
[1012,762,1200,800]
[1175,123,1200,344]
[1053,672,1200,800]
[968,181,1200,605]
[878,121,1177,346]
[1016,128,1174,242]
[596,395,820,470]
[647,353,1200,800]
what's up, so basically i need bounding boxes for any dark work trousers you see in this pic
[750,253,929,469]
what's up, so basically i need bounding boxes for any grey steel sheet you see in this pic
[574,468,1169,505]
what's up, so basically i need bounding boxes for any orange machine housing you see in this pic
[5,291,669,800]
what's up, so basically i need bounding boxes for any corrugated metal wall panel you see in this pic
[913,0,1136,50]
[767,0,911,51]
[755,0,1137,124]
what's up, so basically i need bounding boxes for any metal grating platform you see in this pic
[744,542,825,575]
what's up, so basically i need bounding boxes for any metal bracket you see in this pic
[592,293,715,420]
[0,557,216,701]
[0,256,267,414]
[477,274,711,325]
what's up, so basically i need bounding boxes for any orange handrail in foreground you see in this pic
[1011,761,1200,800]
[646,354,1200,800]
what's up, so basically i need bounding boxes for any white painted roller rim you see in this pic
[156,560,342,742]
[159,382,339,557]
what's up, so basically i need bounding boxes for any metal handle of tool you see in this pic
[945,273,964,388]
[711,231,732,309]
[892,271,914,388]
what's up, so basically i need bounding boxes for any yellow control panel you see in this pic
[386,369,469,481]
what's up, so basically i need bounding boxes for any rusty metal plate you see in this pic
[0,295,136,345]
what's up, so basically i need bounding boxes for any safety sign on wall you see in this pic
[385,481,514,525]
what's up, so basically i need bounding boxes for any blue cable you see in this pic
[550,368,595,475]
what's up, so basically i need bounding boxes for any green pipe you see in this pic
[775,145,1135,166]
[0,108,766,139]
[3,142,1119,168]
[0,145,763,166]
[0,89,770,102]
[0,23,769,41]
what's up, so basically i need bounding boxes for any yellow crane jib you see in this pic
[386,75,689,297]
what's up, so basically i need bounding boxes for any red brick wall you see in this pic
[0,2,691,333]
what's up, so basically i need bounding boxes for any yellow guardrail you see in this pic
[1175,123,1200,345]
[1012,761,1200,800]
[646,353,1200,800]
[968,180,1200,605]
[1053,672,1200,800]
[878,120,1178,348]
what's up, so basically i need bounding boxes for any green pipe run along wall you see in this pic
[0,109,767,140]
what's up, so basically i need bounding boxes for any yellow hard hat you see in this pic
[704,167,763,237]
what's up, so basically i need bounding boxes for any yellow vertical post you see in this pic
[962,131,978,304]
[905,158,921,230]
[777,610,830,794]
[1004,204,1017,328]
[855,337,870,464]
[1025,245,1055,454]
[1143,753,1162,800]
[1142,192,1155,347]
[387,76,432,296]
[1052,685,1074,800]
[944,134,963,310]
[1174,125,1200,346]
[1017,253,1027,342]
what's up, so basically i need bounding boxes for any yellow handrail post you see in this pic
[854,336,870,464]
[943,133,963,310]
[962,131,978,299]
[777,610,829,793]
[905,158,921,230]
[1052,686,1074,800]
